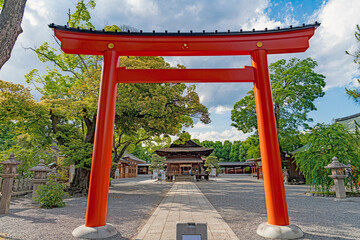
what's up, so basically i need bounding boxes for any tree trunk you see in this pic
[0,0,27,69]
[68,167,90,196]
[84,115,96,143]
[68,115,96,195]
[50,110,65,145]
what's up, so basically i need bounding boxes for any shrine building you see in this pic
[115,153,146,179]
[156,139,213,181]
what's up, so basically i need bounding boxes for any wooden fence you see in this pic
[0,178,33,197]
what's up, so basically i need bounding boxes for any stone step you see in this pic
[175,175,194,182]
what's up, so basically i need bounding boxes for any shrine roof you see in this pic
[156,139,213,156]
[335,112,360,133]
[49,22,320,37]
[122,153,146,163]
[245,158,262,162]
[156,147,213,153]
[218,161,254,167]
[165,159,203,164]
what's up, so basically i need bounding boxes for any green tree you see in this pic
[204,155,220,174]
[345,24,360,103]
[294,123,360,192]
[131,144,151,162]
[0,80,52,176]
[238,134,260,161]
[149,154,165,171]
[222,140,232,161]
[25,1,209,194]
[231,58,326,159]
[229,141,241,162]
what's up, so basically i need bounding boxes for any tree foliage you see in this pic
[204,155,220,174]
[238,134,260,161]
[25,0,209,194]
[131,144,151,162]
[0,80,52,177]
[294,123,360,192]
[345,24,360,104]
[229,141,241,162]
[149,154,165,171]
[231,58,326,158]
[193,138,259,162]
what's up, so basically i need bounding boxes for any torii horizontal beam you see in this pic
[50,23,319,56]
[117,66,255,83]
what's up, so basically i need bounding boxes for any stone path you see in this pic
[135,182,239,240]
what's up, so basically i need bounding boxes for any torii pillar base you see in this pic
[72,224,117,239]
[257,223,303,239]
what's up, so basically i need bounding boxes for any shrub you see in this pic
[35,176,68,208]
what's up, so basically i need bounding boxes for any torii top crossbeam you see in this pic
[50,23,319,84]
[49,23,319,56]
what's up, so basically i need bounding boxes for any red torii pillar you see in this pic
[50,23,319,239]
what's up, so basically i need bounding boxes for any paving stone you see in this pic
[135,182,239,240]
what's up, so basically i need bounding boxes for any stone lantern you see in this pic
[29,159,51,203]
[325,157,349,199]
[0,153,21,214]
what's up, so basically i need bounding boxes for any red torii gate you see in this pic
[50,23,319,239]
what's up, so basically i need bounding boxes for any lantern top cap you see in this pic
[49,22,320,37]
[325,157,350,169]
[29,159,51,172]
[0,153,21,166]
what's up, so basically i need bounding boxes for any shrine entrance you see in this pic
[50,22,320,239]
[180,165,191,174]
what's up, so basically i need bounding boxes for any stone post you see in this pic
[69,164,75,183]
[283,168,289,185]
[114,168,119,179]
[0,154,21,214]
[325,157,349,199]
[29,159,51,203]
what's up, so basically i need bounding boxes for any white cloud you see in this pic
[189,127,252,142]
[209,105,232,115]
[306,0,360,89]
[124,0,158,16]
[191,122,214,129]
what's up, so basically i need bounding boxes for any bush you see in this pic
[35,176,68,208]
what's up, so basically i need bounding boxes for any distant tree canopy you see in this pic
[192,138,257,162]
[345,24,360,104]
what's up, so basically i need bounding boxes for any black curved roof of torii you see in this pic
[49,22,320,37]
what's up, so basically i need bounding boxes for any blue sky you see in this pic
[0,0,359,142]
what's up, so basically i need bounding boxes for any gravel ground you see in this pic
[1,175,359,240]
[196,175,360,240]
[0,176,172,240]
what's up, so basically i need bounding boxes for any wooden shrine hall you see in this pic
[156,139,213,181]
[115,153,146,179]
